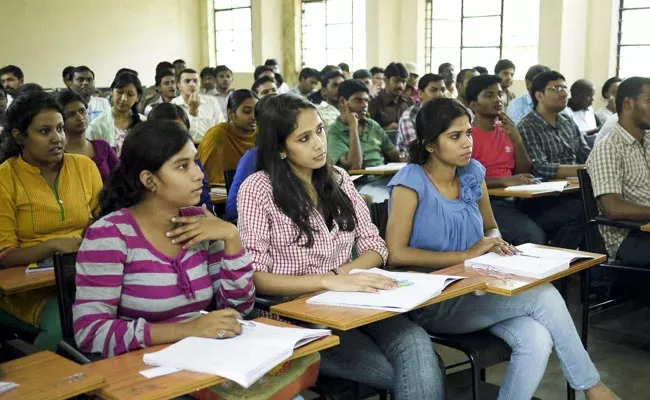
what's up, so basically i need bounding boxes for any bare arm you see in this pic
[1,238,80,268]
[557,165,585,178]
[385,148,402,163]
[339,123,363,170]
[599,194,650,221]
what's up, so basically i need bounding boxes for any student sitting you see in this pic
[88,71,145,155]
[352,69,373,93]
[385,97,619,400]
[506,64,551,124]
[198,89,258,184]
[225,147,257,222]
[313,71,345,131]
[252,76,278,98]
[494,59,516,107]
[147,103,214,211]
[566,79,601,136]
[69,66,111,121]
[518,70,591,249]
[438,62,456,98]
[369,66,385,95]
[0,65,24,107]
[0,92,102,350]
[214,65,234,118]
[288,67,321,99]
[200,66,218,96]
[403,62,421,103]
[57,90,118,183]
[328,79,401,202]
[455,68,479,108]
[368,62,414,130]
[595,77,622,123]
[237,94,441,400]
[141,68,177,116]
[72,120,255,358]
[587,77,650,268]
[466,75,545,245]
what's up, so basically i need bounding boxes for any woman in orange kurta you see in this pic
[198,89,258,184]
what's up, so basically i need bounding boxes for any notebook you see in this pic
[464,243,595,279]
[365,162,407,171]
[142,321,330,388]
[307,268,464,312]
[25,257,54,273]
[504,181,569,194]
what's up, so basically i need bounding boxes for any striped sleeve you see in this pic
[207,241,255,315]
[72,218,151,357]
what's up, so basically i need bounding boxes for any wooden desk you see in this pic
[82,317,339,400]
[0,351,105,400]
[0,267,55,296]
[270,275,486,331]
[641,223,650,232]
[347,168,402,176]
[488,180,580,198]
[210,193,227,204]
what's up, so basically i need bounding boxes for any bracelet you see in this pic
[330,269,339,275]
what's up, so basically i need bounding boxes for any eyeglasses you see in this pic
[545,85,569,93]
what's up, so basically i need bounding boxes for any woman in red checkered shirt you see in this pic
[236,94,443,400]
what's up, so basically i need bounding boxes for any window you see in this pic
[214,0,253,72]
[617,0,650,77]
[425,0,539,79]
[301,0,366,69]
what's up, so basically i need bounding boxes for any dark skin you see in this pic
[569,80,599,135]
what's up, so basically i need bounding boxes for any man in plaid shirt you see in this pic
[395,74,447,155]
[587,77,650,267]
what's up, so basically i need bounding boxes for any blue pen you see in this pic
[395,279,414,287]
[532,177,544,182]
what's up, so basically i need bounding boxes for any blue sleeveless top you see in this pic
[387,160,485,252]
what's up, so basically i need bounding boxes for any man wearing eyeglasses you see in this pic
[516,70,592,250]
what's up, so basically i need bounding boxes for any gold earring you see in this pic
[279,153,286,160]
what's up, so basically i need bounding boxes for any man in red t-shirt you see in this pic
[466,75,546,245]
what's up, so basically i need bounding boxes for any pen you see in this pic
[199,311,255,327]
[515,253,542,259]
[532,177,544,182]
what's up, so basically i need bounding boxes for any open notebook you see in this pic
[25,257,54,273]
[143,321,330,388]
[504,181,569,194]
[307,268,464,312]
[365,162,407,171]
[465,243,595,279]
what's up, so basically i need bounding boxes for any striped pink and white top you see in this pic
[72,208,255,357]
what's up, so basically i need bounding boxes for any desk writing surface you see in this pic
[0,266,55,296]
[82,317,339,400]
[0,351,105,400]
[641,223,650,233]
[488,180,580,199]
[209,193,227,204]
[270,275,486,331]
[347,169,401,176]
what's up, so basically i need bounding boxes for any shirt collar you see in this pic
[613,122,650,146]
[15,153,65,176]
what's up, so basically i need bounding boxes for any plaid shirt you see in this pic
[586,123,650,258]
[518,110,591,179]
[396,103,421,154]
[317,102,341,132]
[236,167,388,275]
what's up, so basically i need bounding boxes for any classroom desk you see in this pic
[0,351,106,400]
[270,275,486,331]
[641,223,650,232]
[347,168,402,176]
[81,317,339,400]
[0,266,55,296]
[488,180,580,198]
[210,193,227,204]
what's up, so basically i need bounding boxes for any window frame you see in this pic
[616,0,650,76]
[213,0,253,72]
[300,0,356,68]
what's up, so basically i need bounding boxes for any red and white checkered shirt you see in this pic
[237,166,388,275]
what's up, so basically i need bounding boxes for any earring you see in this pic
[279,153,287,160]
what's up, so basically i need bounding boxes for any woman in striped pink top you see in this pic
[72,120,255,357]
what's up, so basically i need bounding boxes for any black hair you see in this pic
[615,76,650,115]
[0,65,24,80]
[214,65,232,75]
[116,68,138,78]
[155,69,175,86]
[156,61,174,72]
[299,67,320,81]
[264,59,279,67]
[321,71,345,88]
[384,62,409,79]
[255,94,357,247]
[252,76,276,93]
[227,89,258,114]
[524,64,550,83]
[178,68,197,79]
[570,79,595,97]
[352,69,372,80]
[148,103,190,129]
[338,63,350,73]
[73,66,95,79]
[456,68,477,85]
[98,120,192,217]
[274,73,285,86]
[337,79,369,100]
[254,65,274,80]
[438,63,454,73]
[530,70,566,107]
[369,67,384,75]
[56,89,88,110]
[110,72,143,127]
[418,73,444,92]
[494,59,516,75]
[200,67,215,79]
[62,66,74,82]
[173,59,186,65]
[320,65,341,77]
[409,98,471,165]
[465,74,501,104]
[474,66,488,75]
[601,76,623,99]
[1,92,63,163]
[15,83,44,97]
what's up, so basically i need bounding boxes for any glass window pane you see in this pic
[619,46,650,77]
[501,46,538,79]
[231,0,251,8]
[215,11,233,31]
[623,0,650,8]
[303,49,327,68]
[463,16,500,46]
[461,47,500,70]
[620,9,650,45]
[303,25,326,49]
[216,29,234,51]
[231,8,251,29]
[432,20,461,47]
[431,48,461,72]
[303,2,325,25]
[233,29,252,50]
[503,0,539,46]
[327,24,353,48]
[214,0,232,10]
[327,49,353,65]
[432,0,461,20]
[327,0,353,24]
[463,0,501,17]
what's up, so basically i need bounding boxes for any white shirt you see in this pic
[88,96,111,122]
[595,106,614,123]
[566,106,598,134]
[594,114,619,147]
[277,82,290,94]
[171,94,225,142]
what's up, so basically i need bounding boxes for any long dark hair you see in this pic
[227,89,258,114]
[98,120,192,217]
[1,92,63,163]
[110,71,143,128]
[256,94,357,247]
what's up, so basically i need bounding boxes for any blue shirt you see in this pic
[196,160,214,212]
[506,93,533,125]
[387,160,485,252]
[225,147,257,221]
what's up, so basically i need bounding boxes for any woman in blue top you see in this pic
[386,98,618,400]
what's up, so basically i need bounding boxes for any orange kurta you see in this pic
[198,122,256,184]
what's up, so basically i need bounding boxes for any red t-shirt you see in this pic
[471,123,515,178]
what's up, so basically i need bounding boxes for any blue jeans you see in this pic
[410,283,600,400]
[320,314,443,400]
